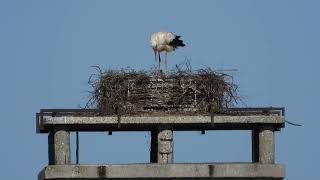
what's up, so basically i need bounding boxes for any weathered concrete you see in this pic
[38,163,285,179]
[48,127,71,165]
[150,129,174,163]
[259,126,275,164]
[158,129,173,163]
[38,115,284,132]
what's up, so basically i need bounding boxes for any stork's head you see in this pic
[150,37,157,49]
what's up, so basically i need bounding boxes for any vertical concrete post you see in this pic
[158,129,173,163]
[48,126,71,165]
[259,126,275,164]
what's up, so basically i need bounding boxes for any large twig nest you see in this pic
[87,65,239,115]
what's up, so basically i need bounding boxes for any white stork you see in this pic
[150,32,185,70]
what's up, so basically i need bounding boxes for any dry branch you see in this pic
[86,64,239,115]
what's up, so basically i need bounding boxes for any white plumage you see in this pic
[150,32,185,70]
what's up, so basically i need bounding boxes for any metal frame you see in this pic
[37,107,284,118]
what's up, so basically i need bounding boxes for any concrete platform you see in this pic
[38,163,285,180]
[37,115,284,133]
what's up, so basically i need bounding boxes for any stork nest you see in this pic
[86,65,239,115]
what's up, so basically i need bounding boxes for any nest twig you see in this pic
[86,64,239,115]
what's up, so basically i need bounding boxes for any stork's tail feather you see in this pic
[169,36,186,48]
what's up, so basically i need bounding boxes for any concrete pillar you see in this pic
[48,127,71,165]
[158,129,173,163]
[258,126,275,164]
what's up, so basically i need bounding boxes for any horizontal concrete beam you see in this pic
[38,115,284,133]
[38,163,285,179]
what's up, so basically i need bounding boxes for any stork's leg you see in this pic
[154,49,158,67]
[165,52,168,70]
[158,52,161,71]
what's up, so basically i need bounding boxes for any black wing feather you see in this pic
[169,35,185,48]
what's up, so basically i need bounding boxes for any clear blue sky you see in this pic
[0,0,319,179]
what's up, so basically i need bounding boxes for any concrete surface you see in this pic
[259,126,275,164]
[150,129,174,163]
[38,163,285,179]
[38,114,284,179]
[38,115,284,132]
[48,127,71,165]
[158,129,174,163]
